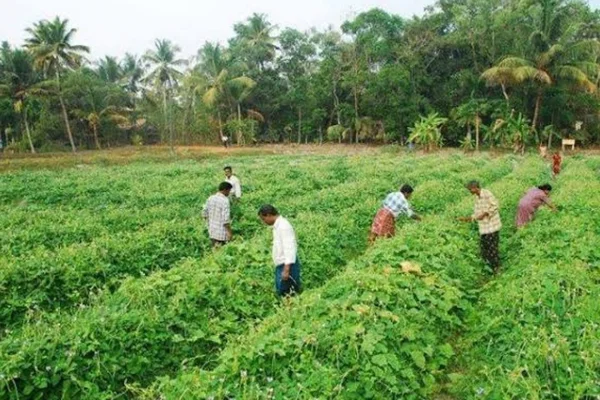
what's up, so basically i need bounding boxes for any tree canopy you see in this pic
[1,1,600,152]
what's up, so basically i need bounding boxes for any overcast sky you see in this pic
[1,0,599,61]
[1,0,440,60]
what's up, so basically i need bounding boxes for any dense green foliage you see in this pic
[2,150,598,400]
[1,1,600,152]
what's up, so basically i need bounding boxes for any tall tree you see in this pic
[24,17,89,152]
[278,28,317,143]
[96,56,122,83]
[143,39,186,150]
[0,43,48,153]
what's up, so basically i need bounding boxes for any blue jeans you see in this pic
[275,260,301,296]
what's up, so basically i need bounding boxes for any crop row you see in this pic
[0,156,381,329]
[140,156,548,400]
[446,160,600,399]
[0,155,512,399]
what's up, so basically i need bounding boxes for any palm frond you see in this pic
[247,109,265,122]
[498,57,531,68]
[513,66,551,84]
[555,66,596,92]
[203,87,220,107]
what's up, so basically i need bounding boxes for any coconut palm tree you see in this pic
[481,0,597,134]
[0,44,53,153]
[77,106,130,150]
[121,53,144,97]
[24,17,89,152]
[96,56,122,84]
[233,13,278,70]
[229,75,256,144]
[482,48,596,133]
[197,43,256,143]
[143,39,186,150]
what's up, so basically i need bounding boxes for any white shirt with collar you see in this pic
[226,175,242,198]
[272,216,297,266]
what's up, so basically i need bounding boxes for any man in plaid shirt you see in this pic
[369,184,421,243]
[202,182,233,248]
[459,180,502,273]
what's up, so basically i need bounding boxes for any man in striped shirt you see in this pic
[369,184,421,244]
[459,180,502,273]
[202,182,233,248]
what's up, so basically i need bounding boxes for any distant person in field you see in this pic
[552,151,562,177]
[221,135,229,148]
[369,184,421,244]
[224,166,242,199]
[458,181,502,273]
[516,184,556,228]
[258,204,301,296]
[202,182,233,248]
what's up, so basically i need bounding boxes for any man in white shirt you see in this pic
[258,204,301,296]
[224,166,242,199]
[202,182,233,248]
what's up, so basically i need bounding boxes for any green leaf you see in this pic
[371,354,388,367]
[410,350,426,370]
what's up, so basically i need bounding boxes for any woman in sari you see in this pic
[516,184,556,228]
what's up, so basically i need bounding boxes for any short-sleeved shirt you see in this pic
[226,175,242,198]
[382,192,414,219]
[472,189,502,235]
[202,192,231,241]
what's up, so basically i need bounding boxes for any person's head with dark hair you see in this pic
[400,184,414,199]
[538,183,552,194]
[218,181,233,196]
[466,180,481,196]
[224,166,232,178]
[258,204,279,225]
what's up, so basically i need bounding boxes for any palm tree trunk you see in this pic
[217,108,224,142]
[475,114,480,152]
[56,70,76,152]
[353,87,359,144]
[532,90,543,131]
[297,107,302,144]
[92,123,101,150]
[501,83,510,106]
[237,102,243,145]
[23,112,36,154]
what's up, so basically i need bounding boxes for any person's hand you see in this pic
[457,216,472,223]
[281,265,291,281]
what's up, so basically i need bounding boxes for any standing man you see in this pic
[224,166,242,200]
[258,204,301,296]
[369,184,421,244]
[459,181,502,273]
[202,182,233,248]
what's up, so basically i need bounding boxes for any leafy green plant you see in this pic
[408,113,448,152]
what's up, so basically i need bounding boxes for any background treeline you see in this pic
[1,0,600,153]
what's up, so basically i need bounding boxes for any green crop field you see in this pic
[0,150,599,399]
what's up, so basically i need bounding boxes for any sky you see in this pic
[0,0,440,60]
[2,0,599,61]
